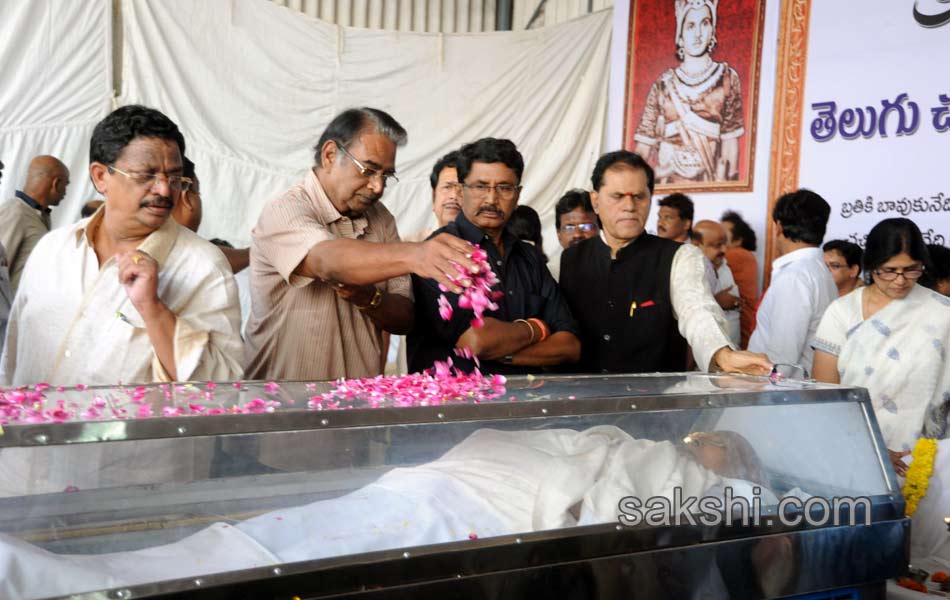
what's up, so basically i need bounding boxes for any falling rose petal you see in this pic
[75,384,87,391]
[264,382,280,394]
[232,381,244,390]
[438,296,453,321]
[138,404,154,418]
[64,485,80,493]
[55,386,66,393]
[468,532,478,540]
[162,406,183,417]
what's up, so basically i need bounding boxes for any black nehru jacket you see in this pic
[559,233,688,373]
[408,212,579,375]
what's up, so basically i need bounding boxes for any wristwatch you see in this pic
[357,287,384,310]
[500,355,515,364]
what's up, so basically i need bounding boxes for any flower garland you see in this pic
[902,437,938,517]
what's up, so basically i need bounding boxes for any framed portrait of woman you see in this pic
[623,0,765,193]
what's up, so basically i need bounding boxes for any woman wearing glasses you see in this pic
[813,218,950,474]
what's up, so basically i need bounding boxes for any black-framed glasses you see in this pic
[109,166,192,191]
[335,142,399,186]
[873,267,924,281]
[561,223,596,233]
[769,363,809,384]
[824,262,849,270]
[462,182,520,200]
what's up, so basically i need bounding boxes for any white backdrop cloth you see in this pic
[0,0,112,227]
[119,0,612,265]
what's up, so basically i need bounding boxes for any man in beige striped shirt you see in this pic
[245,108,478,381]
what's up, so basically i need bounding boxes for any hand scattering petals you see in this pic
[437,244,499,329]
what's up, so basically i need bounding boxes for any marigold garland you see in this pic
[902,437,938,517]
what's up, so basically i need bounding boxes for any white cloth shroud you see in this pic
[0,426,764,597]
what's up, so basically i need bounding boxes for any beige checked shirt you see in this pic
[0,210,244,386]
[0,197,50,293]
[244,170,412,381]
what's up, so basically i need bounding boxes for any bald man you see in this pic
[0,155,70,292]
[691,220,741,346]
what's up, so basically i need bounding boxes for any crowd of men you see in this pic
[1,105,949,387]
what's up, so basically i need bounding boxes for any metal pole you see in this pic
[496,0,513,30]
[524,0,548,29]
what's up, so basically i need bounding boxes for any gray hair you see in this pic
[313,107,407,166]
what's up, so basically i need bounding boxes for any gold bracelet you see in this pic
[514,318,536,344]
[357,288,384,310]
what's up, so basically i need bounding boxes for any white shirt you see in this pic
[234,267,252,337]
[749,247,837,371]
[713,259,741,347]
[0,211,244,386]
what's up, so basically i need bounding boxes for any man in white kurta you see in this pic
[559,150,772,374]
[0,105,242,387]
[0,210,243,386]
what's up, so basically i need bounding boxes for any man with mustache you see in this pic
[656,193,693,243]
[0,105,244,385]
[559,151,771,374]
[691,220,741,346]
[246,108,478,381]
[404,151,462,242]
[408,137,581,374]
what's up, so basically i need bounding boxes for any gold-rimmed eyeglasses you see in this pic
[462,182,521,200]
[108,165,193,192]
[335,142,399,186]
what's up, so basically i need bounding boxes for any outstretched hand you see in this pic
[713,347,772,375]
[413,234,480,294]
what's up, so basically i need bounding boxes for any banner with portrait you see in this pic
[794,0,950,250]
[623,0,765,193]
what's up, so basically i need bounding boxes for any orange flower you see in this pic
[897,577,928,593]
[932,571,949,583]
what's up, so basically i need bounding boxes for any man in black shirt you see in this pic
[408,138,580,374]
[560,151,771,375]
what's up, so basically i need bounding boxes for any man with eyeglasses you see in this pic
[559,151,771,375]
[822,239,863,297]
[0,105,244,386]
[408,137,581,374]
[245,108,478,381]
[548,189,598,281]
[749,189,837,372]
[0,155,70,294]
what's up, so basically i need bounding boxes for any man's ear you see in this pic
[590,190,600,215]
[179,189,194,211]
[320,140,339,170]
[89,163,109,194]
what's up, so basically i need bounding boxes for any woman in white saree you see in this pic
[813,218,950,473]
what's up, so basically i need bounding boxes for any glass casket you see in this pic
[0,373,908,599]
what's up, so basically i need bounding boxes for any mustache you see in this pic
[140,196,173,209]
[477,205,504,217]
